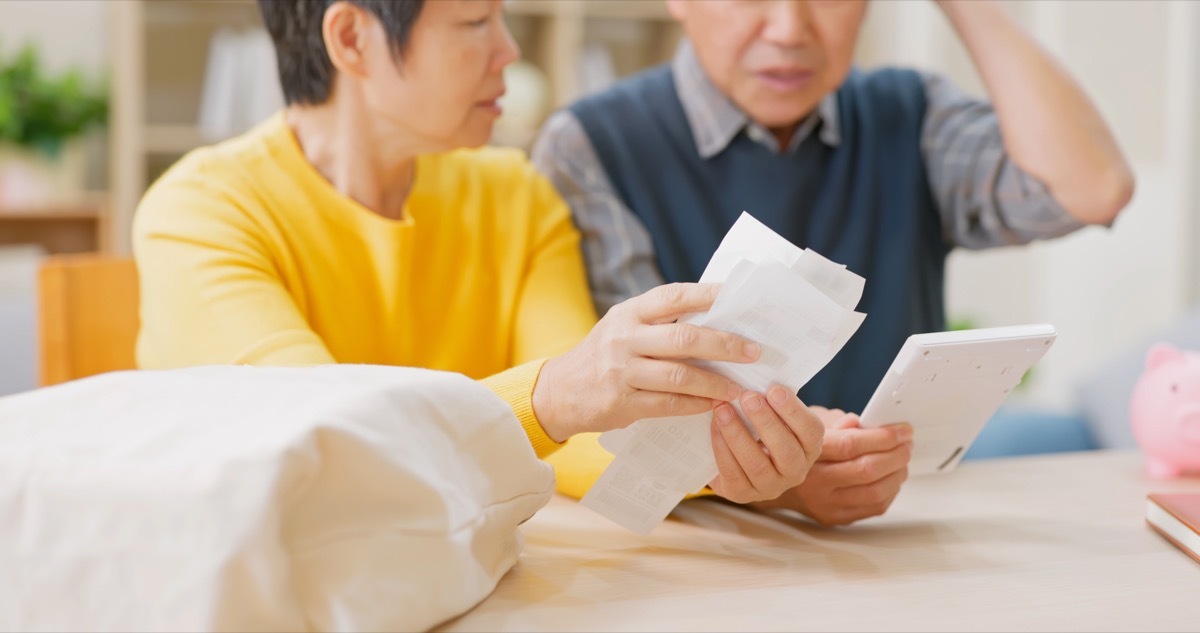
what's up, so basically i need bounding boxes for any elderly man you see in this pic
[534,0,1133,526]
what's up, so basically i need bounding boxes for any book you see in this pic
[1146,493,1200,565]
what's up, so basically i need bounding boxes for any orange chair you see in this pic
[37,254,139,386]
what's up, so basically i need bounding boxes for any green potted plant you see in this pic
[0,43,108,206]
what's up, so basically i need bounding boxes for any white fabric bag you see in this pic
[0,365,554,632]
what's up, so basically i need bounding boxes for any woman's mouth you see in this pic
[478,94,505,116]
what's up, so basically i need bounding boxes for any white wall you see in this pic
[1191,5,1200,305]
[0,1,108,77]
[857,0,1198,411]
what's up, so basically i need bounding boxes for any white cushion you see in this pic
[0,365,554,632]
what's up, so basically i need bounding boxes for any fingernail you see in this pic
[768,386,787,405]
[716,405,733,424]
[743,342,761,361]
[897,425,913,442]
[743,393,763,412]
[727,382,741,401]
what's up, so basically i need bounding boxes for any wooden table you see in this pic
[440,450,1200,632]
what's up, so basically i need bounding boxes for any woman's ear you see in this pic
[322,1,371,79]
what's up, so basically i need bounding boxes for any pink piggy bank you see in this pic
[1131,343,1200,479]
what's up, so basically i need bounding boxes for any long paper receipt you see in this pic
[581,212,867,533]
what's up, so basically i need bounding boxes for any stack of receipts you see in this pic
[581,212,868,533]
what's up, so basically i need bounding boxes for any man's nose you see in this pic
[761,0,813,48]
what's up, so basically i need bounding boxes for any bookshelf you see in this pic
[0,193,109,254]
[105,0,683,255]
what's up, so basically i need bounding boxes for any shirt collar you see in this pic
[671,40,841,158]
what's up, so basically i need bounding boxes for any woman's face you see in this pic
[357,0,519,151]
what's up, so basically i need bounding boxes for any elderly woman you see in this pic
[133,0,821,505]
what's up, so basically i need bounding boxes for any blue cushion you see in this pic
[962,407,1098,460]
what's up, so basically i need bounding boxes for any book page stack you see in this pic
[1147,493,1200,564]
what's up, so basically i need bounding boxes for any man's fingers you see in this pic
[819,442,913,486]
[628,283,722,323]
[832,413,861,430]
[818,423,912,462]
[625,358,742,402]
[633,322,761,364]
[811,406,846,427]
[829,467,909,507]
[810,467,909,527]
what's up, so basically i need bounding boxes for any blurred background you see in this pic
[0,0,1196,456]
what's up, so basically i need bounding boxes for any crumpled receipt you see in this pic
[581,212,867,533]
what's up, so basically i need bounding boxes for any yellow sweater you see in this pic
[133,112,600,466]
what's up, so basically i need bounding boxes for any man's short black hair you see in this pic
[258,0,426,105]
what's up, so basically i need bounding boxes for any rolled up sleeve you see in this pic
[920,72,1090,250]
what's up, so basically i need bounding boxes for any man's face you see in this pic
[667,0,867,129]
[361,0,518,151]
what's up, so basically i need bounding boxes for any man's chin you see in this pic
[742,97,823,131]
[750,110,819,131]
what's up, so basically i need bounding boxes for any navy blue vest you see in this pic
[570,66,947,412]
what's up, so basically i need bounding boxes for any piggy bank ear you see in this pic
[1147,343,1183,371]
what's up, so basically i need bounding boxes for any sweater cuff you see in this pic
[481,359,562,459]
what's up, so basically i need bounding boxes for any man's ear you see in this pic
[665,0,688,22]
[322,1,371,79]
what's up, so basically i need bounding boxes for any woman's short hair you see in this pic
[258,0,426,105]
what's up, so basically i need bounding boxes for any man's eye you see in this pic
[466,17,489,27]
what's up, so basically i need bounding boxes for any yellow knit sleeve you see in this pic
[542,433,611,499]
[510,168,598,363]
[480,359,562,459]
[545,432,717,500]
[133,175,335,369]
[501,161,718,501]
